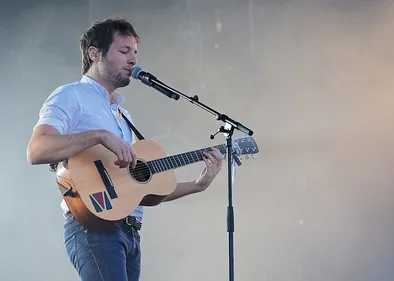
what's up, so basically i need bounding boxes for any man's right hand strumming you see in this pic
[99,130,137,169]
[27,125,137,169]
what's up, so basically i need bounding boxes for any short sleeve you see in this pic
[34,85,82,135]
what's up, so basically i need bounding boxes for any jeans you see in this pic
[63,214,141,281]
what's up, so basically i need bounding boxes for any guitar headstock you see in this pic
[232,136,259,159]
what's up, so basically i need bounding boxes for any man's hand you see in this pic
[162,147,224,202]
[100,131,137,169]
[195,147,224,191]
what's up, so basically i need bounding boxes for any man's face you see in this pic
[99,33,138,89]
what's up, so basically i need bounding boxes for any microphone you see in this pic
[130,66,180,100]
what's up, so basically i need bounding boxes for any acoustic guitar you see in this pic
[56,136,259,231]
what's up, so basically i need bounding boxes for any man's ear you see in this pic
[88,46,100,62]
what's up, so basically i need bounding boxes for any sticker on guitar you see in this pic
[89,191,113,213]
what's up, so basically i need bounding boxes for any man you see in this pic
[27,17,223,281]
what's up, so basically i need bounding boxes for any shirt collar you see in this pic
[80,75,125,105]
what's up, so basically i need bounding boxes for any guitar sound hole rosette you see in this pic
[128,159,152,183]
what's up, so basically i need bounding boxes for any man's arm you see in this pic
[27,125,104,165]
[163,147,224,202]
[27,125,137,168]
[163,181,202,202]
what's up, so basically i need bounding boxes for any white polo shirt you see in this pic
[34,75,144,222]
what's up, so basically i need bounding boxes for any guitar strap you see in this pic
[49,108,145,172]
[118,109,145,140]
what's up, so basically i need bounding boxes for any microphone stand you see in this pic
[136,72,253,281]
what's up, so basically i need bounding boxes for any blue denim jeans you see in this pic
[63,214,141,281]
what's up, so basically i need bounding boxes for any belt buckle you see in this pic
[125,216,134,226]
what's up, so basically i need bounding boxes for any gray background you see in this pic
[1,0,394,280]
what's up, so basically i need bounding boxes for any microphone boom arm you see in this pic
[135,69,253,136]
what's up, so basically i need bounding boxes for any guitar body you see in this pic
[56,139,177,231]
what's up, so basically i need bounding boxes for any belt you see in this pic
[65,212,142,231]
[123,216,142,231]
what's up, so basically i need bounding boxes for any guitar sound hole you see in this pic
[129,160,152,183]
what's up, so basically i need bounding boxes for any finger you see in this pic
[210,147,224,160]
[211,152,223,162]
[120,148,129,168]
[202,156,212,168]
[122,147,131,169]
[113,147,123,164]
[126,147,134,169]
[203,151,216,163]
[130,148,137,169]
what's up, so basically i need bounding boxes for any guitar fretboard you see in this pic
[147,144,227,174]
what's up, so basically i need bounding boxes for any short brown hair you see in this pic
[80,17,139,74]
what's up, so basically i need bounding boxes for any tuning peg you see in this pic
[252,154,256,159]
[245,155,249,160]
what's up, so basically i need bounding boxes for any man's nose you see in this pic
[128,59,136,66]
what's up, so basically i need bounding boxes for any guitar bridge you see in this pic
[94,160,118,199]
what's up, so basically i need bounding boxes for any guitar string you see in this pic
[124,142,252,175]
[91,140,249,175]
[127,145,236,177]
[127,146,227,175]
[107,141,249,175]
[129,151,208,175]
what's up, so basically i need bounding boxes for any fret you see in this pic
[154,160,160,173]
[159,159,166,170]
[193,150,199,162]
[156,159,164,172]
[164,158,172,170]
[148,162,156,173]
[150,160,156,172]
[161,159,168,171]
[177,154,185,166]
[173,156,179,167]
[181,153,189,165]
[158,159,166,171]
[185,152,193,164]
[175,156,180,167]
[156,160,162,172]
[181,153,190,165]
[183,153,189,165]
[168,156,175,169]
[167,157,175,169]
[152,160,159,173]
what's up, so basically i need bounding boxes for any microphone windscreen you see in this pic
[130,65,143,79]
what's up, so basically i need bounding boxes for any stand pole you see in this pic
[226,132,235,281]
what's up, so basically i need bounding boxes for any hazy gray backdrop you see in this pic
[1,0,394,280]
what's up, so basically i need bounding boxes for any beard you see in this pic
[99,57,130,88]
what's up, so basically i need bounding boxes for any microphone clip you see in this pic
[138,72,156,87]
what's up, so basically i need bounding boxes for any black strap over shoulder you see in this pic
[118,109,145,140]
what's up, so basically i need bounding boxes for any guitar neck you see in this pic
[147,144,226,174]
